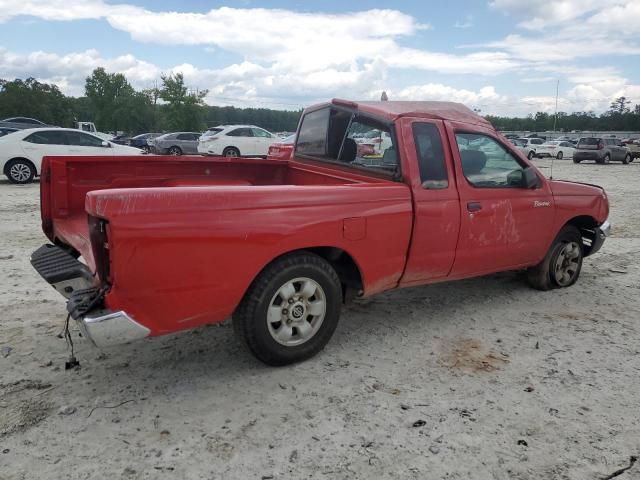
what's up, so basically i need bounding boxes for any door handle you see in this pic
[467,202,482,212]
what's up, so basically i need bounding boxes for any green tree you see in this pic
[85,67,137,133]
[609,96,631,114]
[159,73,208,131]
[0,77,74,125]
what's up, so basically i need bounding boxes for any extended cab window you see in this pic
[296,106,398,177]
[413,123,448,189]
[455,133,525,188]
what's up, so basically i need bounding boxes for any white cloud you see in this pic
[454,14,474,29]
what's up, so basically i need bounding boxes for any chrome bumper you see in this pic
[589,219,611,256]
[77,309,150,348]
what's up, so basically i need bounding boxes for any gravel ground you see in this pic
[0,159,639,480]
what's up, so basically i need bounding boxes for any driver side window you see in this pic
[455,133,525,188]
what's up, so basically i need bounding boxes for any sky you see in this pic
[0,0,639,116]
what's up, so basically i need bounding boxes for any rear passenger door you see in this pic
[398,118,461,284]
[226,128,255,155]
[21,130,69,161]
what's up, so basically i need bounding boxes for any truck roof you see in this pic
[317,98,492,128]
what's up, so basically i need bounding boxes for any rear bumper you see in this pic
[31,244,150,347]
[76,309,150,348]
[589,219,611,256]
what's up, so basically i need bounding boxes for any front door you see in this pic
[446,125,555,277]
[64,131,113,156]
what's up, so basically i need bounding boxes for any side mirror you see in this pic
[523,166,540,189]
[101,141,111,148]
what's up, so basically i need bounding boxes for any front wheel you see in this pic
[622,154,631,164]
[573,158,581,164]
[233,252,342,365]
[168,146,182,156]
[223,147,240,157]
[6,159,36,184]
[141,145,151,153]
[527,226,583,291]
[527,150,535,160]
[556,151,563,160]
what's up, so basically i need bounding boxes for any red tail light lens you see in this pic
[598,142,604,150]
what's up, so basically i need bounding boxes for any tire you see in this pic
[141,145,151,153]
[6,159,36,184]
[527,226,583,291]
[573,158,581,164]
[603,154,610,164]
[622,154,631,165]
[233,252,342,366]
[223,147,240,157]
[556,151,563,160]
[527,150,535,160]
[168,146,182,156]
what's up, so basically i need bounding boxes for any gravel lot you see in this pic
[1,159,639,480]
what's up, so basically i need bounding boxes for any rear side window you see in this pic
[252,128,272,138]
[296,108,330,156]
[203,128,223,137]
[412,123,448,189]
[227,128,253,137]
[176,133,193,140]
[23,130,67,145]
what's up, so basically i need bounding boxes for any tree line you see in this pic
[1,69,639,134]
[0,69,302,134]
[486,97,640,132]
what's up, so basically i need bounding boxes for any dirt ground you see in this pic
[1,159,639,480]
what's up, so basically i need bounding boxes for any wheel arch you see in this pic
[563,215,600,257]
[247,246,365,305]
[4,157,38,176]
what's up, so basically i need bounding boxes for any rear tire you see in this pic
[602,154,610,164]
[527,150,535,160]
[223,147,240,157]
[556,151,563,160]
[233,252,342,366]
[573,158,581,164]
[168,146,182,156]
[622,154,631,164]
[6,159,36,184]
[527,226,583,291]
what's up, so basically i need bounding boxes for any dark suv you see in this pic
[574,137,632,164]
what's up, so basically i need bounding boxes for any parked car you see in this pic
[267,134,295,160]
[0,127,18,137]
[197,125,278,157]
[535,141,575,159]
[110,134,131,145]
[524,133,546,140]
[0,128,143,184]
[0,117,50,130]
[573,137,632,164]
[129,133,162,153]
[148,132,202,155]
[621,138,640,159]
[30,99,610,366]
[512,137,544,159]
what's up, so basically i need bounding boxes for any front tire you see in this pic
[527,226,583,291]
[527,150,535,160]
[233,252,342,366]
[6,159,36,184]
[168,146,182,156]
[622,154,631,164]
[556,151,563,160]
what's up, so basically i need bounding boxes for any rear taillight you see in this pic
[89,216,111,283]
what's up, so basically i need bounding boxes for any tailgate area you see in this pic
[30,244,94,298]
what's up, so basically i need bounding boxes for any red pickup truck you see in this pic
[31,99,610,365]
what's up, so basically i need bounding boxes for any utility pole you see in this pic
[552,79,559,134]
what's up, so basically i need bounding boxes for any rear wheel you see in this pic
[168,146,182,156]
[223,147,240,157]
[6,159,36,184]
[622,154,631,164]
[527,150,535,160]
[141,145,151,153]
[573,158,581,164]
[556,151,563,160]
[233,252,342,366]
[602,154,610,164]
[527,226,583,291]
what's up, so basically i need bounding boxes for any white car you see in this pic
[0,128,143,184]
[197,125,278,157]
[535,141,575,159]
[511,137,544,159]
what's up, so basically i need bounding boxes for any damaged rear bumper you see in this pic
[31,244,149,347]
